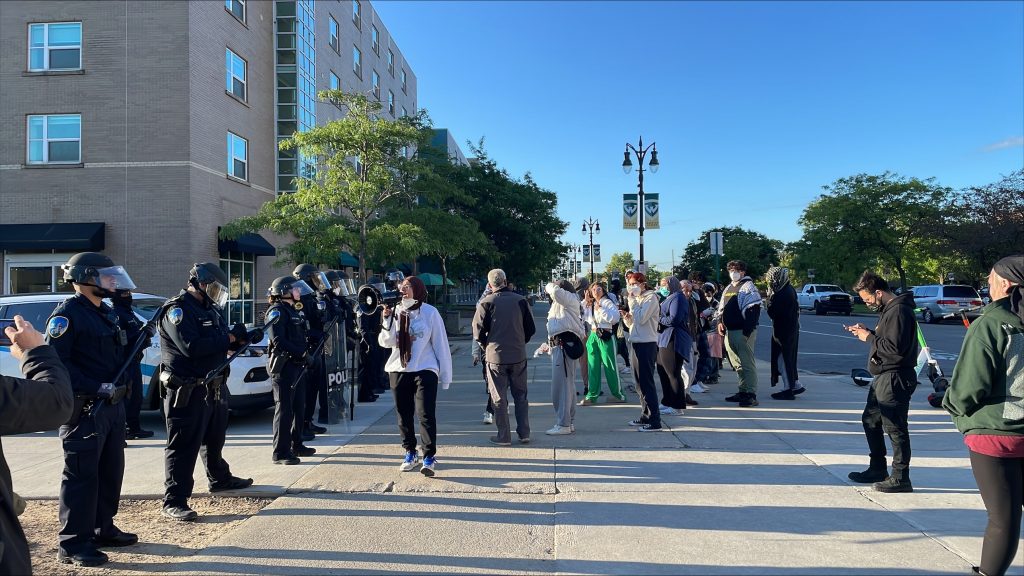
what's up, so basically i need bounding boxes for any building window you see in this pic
[352,0,361,29]
[352,46,361,78]
[371,70,380,100]
[227,132,248,180]
[401,68,407,93]
[28,22,82,71]
[329,16,338,52]
[371,25,379,55]
[219,252,255,325]
[329,70,339,91]
[27,114,81,164]
[388,90,395,116]
[225,0,245,22]
[401,106,407,118]
[225,48,247,101]
[387,49,395,76]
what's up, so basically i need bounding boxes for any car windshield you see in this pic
[943,286,979,299]
[817,285,842,292]
[132,297,166,321]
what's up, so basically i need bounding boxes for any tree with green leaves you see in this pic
[677,227,782,283]
[221,91,422,280]
[459,141,567,287]
[795,172,949,290]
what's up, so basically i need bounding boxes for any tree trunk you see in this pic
[440,255,449,312]
[359,219,368,284]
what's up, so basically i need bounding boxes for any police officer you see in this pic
[356,274,390,402]
[293,264,331,436]
[111,289,154,440]
[266,276,317,464]
[47,252,138,566]
[159,263,253,521]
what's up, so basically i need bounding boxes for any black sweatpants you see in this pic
[970,450,1024,576]
[390,370,439,458]
[861,370,916,480]
[656,340,686,410]
[632,341,661,427]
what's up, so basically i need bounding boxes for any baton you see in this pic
[200,316,278,388]
[90,307,166,418]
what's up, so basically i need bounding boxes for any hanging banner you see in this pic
[645,193,660,230]
[583,245,601,263]
[623,194,638,228]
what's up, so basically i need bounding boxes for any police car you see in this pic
[0,292,273,412]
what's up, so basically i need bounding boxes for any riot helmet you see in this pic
[326,270,351,297]
[368,275,385,294]
[62,252,136,296]
[190,262,231,309]
[293,263,330,293]
[268,276,314,301]
[384,269,405,291]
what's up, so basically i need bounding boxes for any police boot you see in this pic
[93,527,138,547]
[209,476,254,492]
[307,421,327,434]
[58,545,109,567]
[126,427,155,440]
[162,504,198,521]
[293,445,317,457]
[848,461,888,484]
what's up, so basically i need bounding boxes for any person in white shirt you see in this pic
[580,282,627,405]
[622,272,663,431]
[380,276,452,477]
[544,279,586,435]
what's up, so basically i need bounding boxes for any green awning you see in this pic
[339,252,359,267]
[418,272,455,286]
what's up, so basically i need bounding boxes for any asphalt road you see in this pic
[755,309,970,377]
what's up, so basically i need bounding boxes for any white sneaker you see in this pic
[545,425,573,435]
[482,412,494,425]
[690,383,706,393]
[668,408,685,416]
[659,405,674,415]
[399,451,421,472]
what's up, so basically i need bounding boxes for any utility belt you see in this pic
[160,370,226,409]
[66,383,127,426]
[267,347,308,375]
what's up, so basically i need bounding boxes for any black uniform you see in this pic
[158,291,238,509]
[1,345,73,575]
[111,296,148,434]
[301,292,330,426]
[357,306,387,400]
[266,302,309,460]
[46,294,130,555]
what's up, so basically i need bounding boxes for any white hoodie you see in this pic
[379,301,453,388]
[583,297,620,331]
[545,282,586,340]
[623,289,660,343]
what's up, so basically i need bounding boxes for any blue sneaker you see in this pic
[399,451,421,472]
[421,456,436,477]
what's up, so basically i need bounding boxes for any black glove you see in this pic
[246,327,265,345]
[230,323,248,342]
[97,382,116,399]
[144,323,158,339]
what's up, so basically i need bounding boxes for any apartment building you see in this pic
[0,0,417,324]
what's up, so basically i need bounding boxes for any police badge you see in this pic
[266,307,281,324]
[46,316,70,339]
[168,306,184,325]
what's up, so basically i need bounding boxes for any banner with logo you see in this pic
[623,194,638,228]
[583,245,601,263]
[645,193,660,229]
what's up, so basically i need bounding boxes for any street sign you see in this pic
[709,231,723,256]
[807,268,816,279]
[634,260,647,273]
[582,245,601,262]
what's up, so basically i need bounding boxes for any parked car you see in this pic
[911,284,984,324]
[796,284,853,315]
[978,286,991,305]
[0,292,272,412]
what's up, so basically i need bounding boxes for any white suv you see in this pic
[0,292,272,412]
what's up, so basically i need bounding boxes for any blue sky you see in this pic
[374,0,1024,274]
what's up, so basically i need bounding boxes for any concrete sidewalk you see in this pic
[8,322,1016,574]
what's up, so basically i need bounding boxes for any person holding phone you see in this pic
[2,315,74,575]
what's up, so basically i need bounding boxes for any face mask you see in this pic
[401,297,417,308]
[627,284,641,296]
[864,292,882,312]
[729,271,743,282]
[657,287,670,297]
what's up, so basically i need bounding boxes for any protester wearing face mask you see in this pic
[714,260,763,407]
[380,276,452,477]
[656,276,691,416]
[621,272,663,431]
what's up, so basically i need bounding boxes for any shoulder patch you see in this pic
[168,306,184,325]
[266,308,281,324]
[46,316,70,339]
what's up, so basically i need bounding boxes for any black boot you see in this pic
[848,464,888,484]
[738,393,758,407]
[770,389,795,400]
[58,545,108,567]
[873,476,913,493]
[725,391,745,402]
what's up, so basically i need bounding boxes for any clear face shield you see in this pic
[345,279,356,296]
[384,271,405,291]
[313,272,331,292]
[95,266,137,292]
[290,279,315,300]
[331,278,350,297]
[201,280,231,309]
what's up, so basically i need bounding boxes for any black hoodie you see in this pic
[866,291,920,376]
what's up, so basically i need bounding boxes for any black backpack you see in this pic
[556,331,585,360]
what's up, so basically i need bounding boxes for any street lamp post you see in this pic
[622,136,659,272]
[567,243,583,279]
[582,218,600,282]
